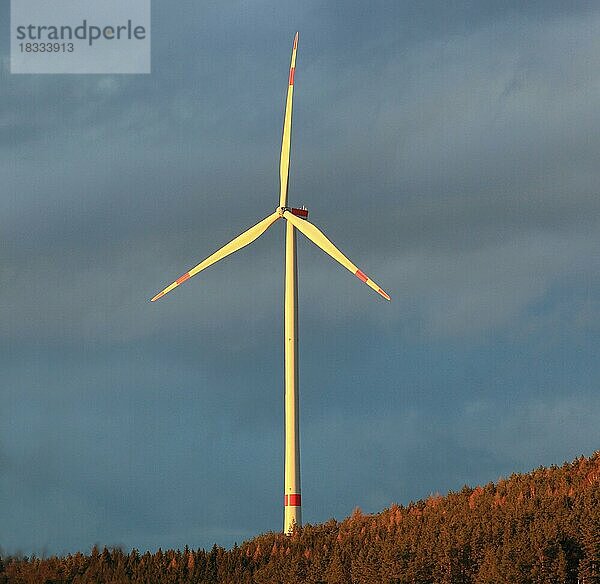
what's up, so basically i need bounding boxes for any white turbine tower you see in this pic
[151,33,390,535]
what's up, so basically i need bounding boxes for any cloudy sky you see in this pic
[1,0,599,555]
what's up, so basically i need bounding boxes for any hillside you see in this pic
[2,451,599,583]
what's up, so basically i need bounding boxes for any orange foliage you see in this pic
[469,486,483,509]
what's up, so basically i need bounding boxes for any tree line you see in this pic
[2,451,599,583]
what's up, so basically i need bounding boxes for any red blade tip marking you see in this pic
[176,273,191,285]
[289,67,295,85]
[378,288,391,301]
[355,269,368,283]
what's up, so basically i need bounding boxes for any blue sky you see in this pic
[1,0,599,555]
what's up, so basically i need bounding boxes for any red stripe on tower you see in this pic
[289,67,295,85]
[355,269,368,283]
[284,494,301,506]
[176,273,191,285]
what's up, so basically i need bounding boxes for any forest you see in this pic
[2,451,599,583]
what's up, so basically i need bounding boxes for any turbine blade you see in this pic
[151,211,281,301]
[283,210,391,301]
[279,32,299,208]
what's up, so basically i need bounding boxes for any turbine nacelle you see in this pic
[279,206,309,219]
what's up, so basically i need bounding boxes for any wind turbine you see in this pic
[150,32,390,535]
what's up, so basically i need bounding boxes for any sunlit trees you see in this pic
[3,451,599,583]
